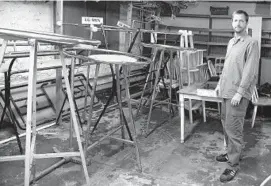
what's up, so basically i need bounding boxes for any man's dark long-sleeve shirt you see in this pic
[219,34,259,100]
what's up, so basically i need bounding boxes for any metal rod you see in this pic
[107,136,134,145]
[0,122,57,145]
[82,64,90,122]
[85,64,100,157]
[34,152,80,159]
[0,27,101,46]
[123,65,142,171]
[4,50,59,59]
[146,50,164,134]
[87,125,123,151]
[30,42,38,180]
[24,38,38,186]
[132,5,155,14]
[59,46,90,185]
[69,57,76,148]
[115,64,125,146]
[30,159,67,184]
[0,155,25,162]
[136,47,157,117]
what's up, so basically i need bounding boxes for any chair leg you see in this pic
[223,136,227,150]
[188,99,193,124]
[251,106,258,128]
[217,102,221,114]
[202,100,206,122]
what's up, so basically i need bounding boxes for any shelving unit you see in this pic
[156,12,271,84]
[158,13,271,59]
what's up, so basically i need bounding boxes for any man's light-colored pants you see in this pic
[221,98,249,171]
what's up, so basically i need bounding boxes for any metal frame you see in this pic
[0,27,101,186]
[136,43,199,136]
[63,47,151,171]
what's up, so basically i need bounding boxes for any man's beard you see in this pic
[234,27,245,33]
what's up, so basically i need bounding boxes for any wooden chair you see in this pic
[251,86,271,128]
[177,50,209,124]
[207,59,218,77]
[214,57,225,75]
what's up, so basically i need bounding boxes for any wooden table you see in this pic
[178,82,222,143]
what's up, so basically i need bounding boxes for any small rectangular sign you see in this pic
[82,17,103,25]
[117,21,130,28]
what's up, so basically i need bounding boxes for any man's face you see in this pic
[232,13,248,34]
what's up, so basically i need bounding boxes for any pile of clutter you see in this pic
[259,82,271,97]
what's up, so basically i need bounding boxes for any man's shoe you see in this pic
[216,153,228,162]
[220,168,237,183]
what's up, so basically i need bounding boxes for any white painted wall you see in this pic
[0,1,53,31]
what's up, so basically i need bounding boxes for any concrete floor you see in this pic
[0,106,271,186]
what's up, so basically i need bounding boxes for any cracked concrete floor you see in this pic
[0,107,271,186]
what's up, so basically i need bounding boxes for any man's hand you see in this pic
[231,93,242,106]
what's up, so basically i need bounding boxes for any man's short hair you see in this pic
[232,10,249,22]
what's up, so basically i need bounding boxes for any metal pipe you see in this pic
[4,50,59,59]
[0,27,101,46]
[87,125,123,151]
[63,47,151,66]
[30,159,67,185]
[132,5,155,14]
[261,175,271,186]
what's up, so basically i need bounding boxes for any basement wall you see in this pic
[0,1,54,87]
[0,1,146,90]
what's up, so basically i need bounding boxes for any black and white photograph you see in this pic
[0,0,271,185]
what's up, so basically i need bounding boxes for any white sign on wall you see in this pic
[82,17,103,25]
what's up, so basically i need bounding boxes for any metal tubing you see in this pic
[168,50,173,123]
[115,64,125,146]
[82,64,90,122]
[87,125,123,151]
[136,47,157,117]
[0,27,101,46]
[146,50,164,134]
[24,38,38,186]
[108,136,134,145]
[69,57,76,149]
[85,64,100,157]
[0,122,56,145]
[59,46,90,185]
[30,159,67,184]
[123,65,142,171]
[30,47,38,180]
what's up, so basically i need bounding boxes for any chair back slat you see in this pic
[207,60,217,77]
[252,86,258,103]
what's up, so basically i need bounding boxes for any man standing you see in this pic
[215,10,259,183]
